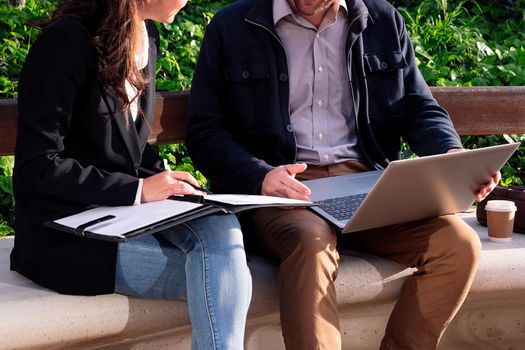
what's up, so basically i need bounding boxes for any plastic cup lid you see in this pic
[485,200,517,212]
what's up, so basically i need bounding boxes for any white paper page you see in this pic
[54,200,203,237]
[204,194,313,206]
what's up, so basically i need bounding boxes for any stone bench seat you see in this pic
[1,212,524,350]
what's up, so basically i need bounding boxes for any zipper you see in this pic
[345,12,368,138]
[344,12,384,169]
[245,18,298,164]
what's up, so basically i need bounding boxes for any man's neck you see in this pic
[303,12,327,28]
[287,0,338,29]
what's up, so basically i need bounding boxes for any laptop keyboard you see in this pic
[317,193,367,221]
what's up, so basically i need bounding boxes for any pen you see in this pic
[182,182,212,194]
[75,215,116,236]
[138,167,212,194]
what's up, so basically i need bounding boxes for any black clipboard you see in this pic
[45,194,315,242]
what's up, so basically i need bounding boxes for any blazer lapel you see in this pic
[101,92,142,167]
[115,110,142,167]
[136,33,158,150]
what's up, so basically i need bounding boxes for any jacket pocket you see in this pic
[364,52,406,73]
[225,62,270,82]
[364,52,406,118]
[224,62,271,129]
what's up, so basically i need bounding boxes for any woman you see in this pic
[10,0,252,348]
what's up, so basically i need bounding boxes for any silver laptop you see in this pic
[303,143,520,233]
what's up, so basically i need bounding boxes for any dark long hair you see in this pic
[38,0,148,114]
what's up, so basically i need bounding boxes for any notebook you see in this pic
[303,143,520,233]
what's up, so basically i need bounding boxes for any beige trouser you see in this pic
[242,160,481,350]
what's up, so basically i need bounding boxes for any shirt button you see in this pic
[279,73,288,82]
[317,100,323,106]
[318,66,323,72]
[241,70,250,79]
[380,61,388,69]
[316,33,320,38]
[318,133,324,140]
[286,124,294,132]
[324,154,330,160]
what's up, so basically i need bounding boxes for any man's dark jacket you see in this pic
[186,0,462,195]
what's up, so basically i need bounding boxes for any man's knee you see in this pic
[287,218,338,257]
[279,218,340,285]
[437,215,481,269]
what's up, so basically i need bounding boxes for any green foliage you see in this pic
[0,156,14,236]
[155,0,233,91]
[158,144,208,188]
[0,0,55,97]
[0,0,234,96]
[396,0,525,86]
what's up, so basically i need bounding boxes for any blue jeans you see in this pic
[115,214,252,349]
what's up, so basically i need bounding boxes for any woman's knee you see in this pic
[186,214,244,247]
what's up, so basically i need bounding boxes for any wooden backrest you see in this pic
[1,86,525,156]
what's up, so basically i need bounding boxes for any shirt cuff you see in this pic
[134,179,143,205]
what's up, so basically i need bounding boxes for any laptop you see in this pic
[302,143,520,233]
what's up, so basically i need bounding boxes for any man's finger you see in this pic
[284,163,307,177]
[281,176,311,196]
[282,186,311,201]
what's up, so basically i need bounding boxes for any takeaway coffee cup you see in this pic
[485,200,517,242]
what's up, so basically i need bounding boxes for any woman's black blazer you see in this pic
[10,19,162,295]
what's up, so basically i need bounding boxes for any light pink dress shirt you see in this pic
[273,0,360,166]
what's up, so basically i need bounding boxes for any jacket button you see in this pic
[279,73,288,82]
[380,61,388,69]
[241,71,250,79]
[286,124,293,132]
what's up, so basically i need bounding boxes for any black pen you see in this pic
[138,167,212,194]
[184,182,212,194]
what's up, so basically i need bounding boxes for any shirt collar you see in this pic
[273,0,348,26]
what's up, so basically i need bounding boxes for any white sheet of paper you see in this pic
[204,194,312,206]
[54,200,203,238]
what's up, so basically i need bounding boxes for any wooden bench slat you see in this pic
[2,87,525,156]
[149,91,189,145]
[431,86,525,136]
[0,99,18,157]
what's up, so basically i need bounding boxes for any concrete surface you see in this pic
[1,212,524,349]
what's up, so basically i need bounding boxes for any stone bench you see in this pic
[1,213,524,349]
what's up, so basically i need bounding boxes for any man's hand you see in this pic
[475,171,501,202]
[261,163,311,200]
[447,148,501,202]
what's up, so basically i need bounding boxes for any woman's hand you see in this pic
[141,171,202,203]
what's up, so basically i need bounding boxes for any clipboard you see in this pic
[45,194,315,242]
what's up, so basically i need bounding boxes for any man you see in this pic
[186,0,499,348]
